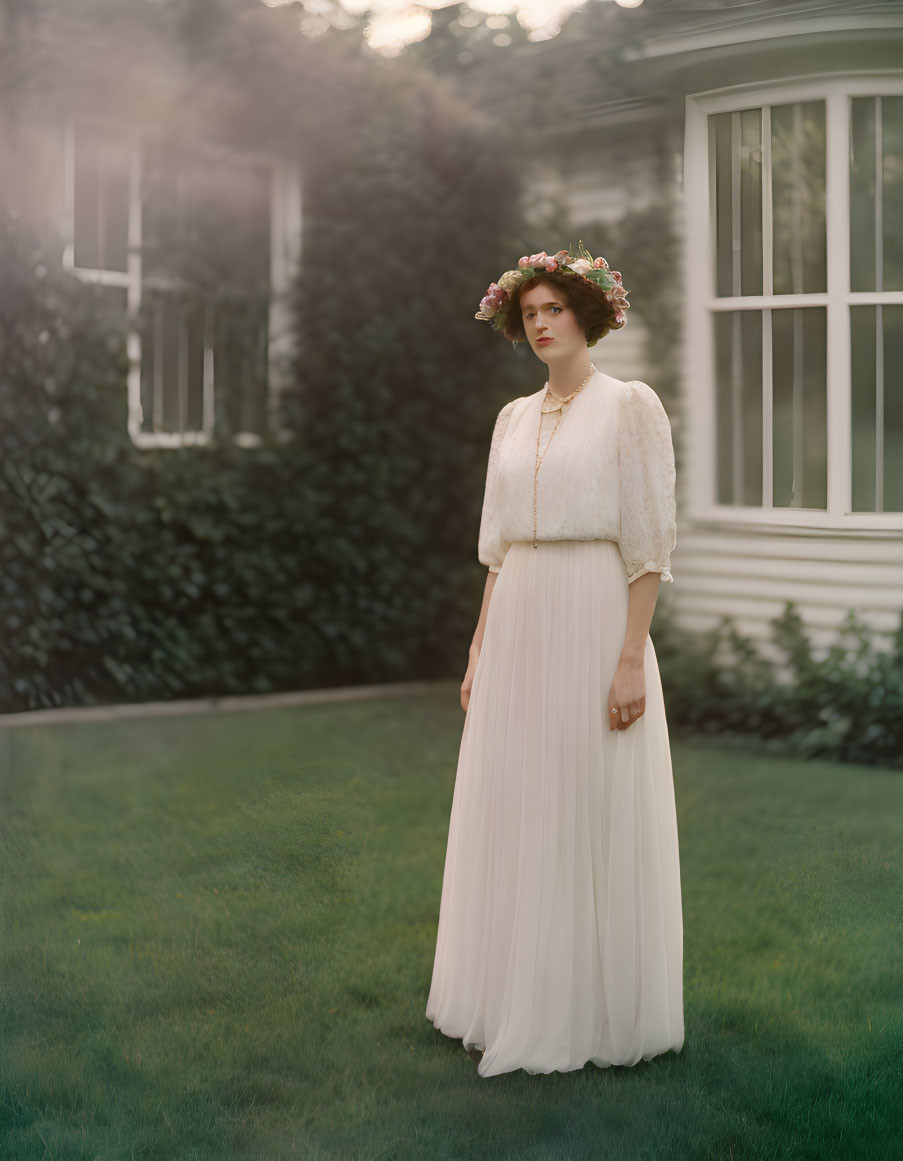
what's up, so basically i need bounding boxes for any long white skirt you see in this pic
[425,538,684,1079]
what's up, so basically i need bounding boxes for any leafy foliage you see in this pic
[654,597,903,768]
[0,18,526,710]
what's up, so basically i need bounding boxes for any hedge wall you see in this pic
[0,55,527,710]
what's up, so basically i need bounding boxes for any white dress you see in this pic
[425,369,684,1079]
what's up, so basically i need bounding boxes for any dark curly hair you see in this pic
[502,271,619,347]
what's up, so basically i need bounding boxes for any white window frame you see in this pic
[62,116,301,449]
[684,72,903,531]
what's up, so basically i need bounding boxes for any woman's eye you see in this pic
[551,307,562,314]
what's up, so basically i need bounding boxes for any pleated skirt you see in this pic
[425,538,684,1079]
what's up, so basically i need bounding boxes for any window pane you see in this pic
[714,310,763,505]
[739,110,763,297]
[711,109,763,298]
[139,291,206,434]
[851,97,903,293]
[883,97,903,293]
[852,304,903,512]
[712,112,734,298]
[73,126,130,272]
[850,98,877,293]
[771,101,826,295]
[851,304,877,510]
[887,306,903,511]
[213,295,269,436]
[142,145,270,291]
[141,145,182,284]
[140,143,272,439]
[772,308,827,509]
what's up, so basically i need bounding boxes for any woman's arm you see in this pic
[461,569,499,711]
[608,571,660,730]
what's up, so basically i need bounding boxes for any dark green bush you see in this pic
[0,49,524,712]
[654,597,903,768]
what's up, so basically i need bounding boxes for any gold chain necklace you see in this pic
[533,364,596,548]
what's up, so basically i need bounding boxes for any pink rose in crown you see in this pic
[553,250,569,262]
[528,252,547,266]
[480,283,509,314]
[593,257,608,269]
[518,256,531,268]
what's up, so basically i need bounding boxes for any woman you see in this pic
[425,246,684,1079]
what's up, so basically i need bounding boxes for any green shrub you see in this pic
[654,597,903,768]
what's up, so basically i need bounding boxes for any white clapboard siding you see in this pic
[669,524,903,651]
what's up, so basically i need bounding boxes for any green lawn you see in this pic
[1,689,900,1160]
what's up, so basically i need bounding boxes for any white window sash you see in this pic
[63,117,300,449]
[685,71,903,530]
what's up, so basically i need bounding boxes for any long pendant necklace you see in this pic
[533,364,596,548]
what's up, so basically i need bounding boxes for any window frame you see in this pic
[62,116,301,449]
[684,72,903,531]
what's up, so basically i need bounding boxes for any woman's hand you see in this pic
[461,647,480,712]
[607,654,646,730]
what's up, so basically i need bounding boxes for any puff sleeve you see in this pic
[477,399,517,573]
[617,380,677,584]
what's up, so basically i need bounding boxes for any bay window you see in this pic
[685,77,903,528]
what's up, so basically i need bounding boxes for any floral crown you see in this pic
[474,241,629,341]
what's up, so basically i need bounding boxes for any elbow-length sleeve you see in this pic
[617,380,677,584]
[477,399,517,573]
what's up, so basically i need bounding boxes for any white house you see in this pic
[530,0,903,654]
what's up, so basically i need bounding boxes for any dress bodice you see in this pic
[477,369,677,584]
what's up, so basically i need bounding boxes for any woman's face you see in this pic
[518,281,587,365]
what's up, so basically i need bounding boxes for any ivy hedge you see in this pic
[0,212,481,710]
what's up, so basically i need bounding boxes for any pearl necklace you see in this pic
[533,364,597,548]
[540,364,597,413]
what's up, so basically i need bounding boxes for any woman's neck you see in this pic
[547,354,595,397]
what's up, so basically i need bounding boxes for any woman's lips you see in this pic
[537,337,553,345]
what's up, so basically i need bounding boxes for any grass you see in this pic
[1,687,901,1160]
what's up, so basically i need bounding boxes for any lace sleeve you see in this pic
[617,381,677,584]
[477,399,517,572]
